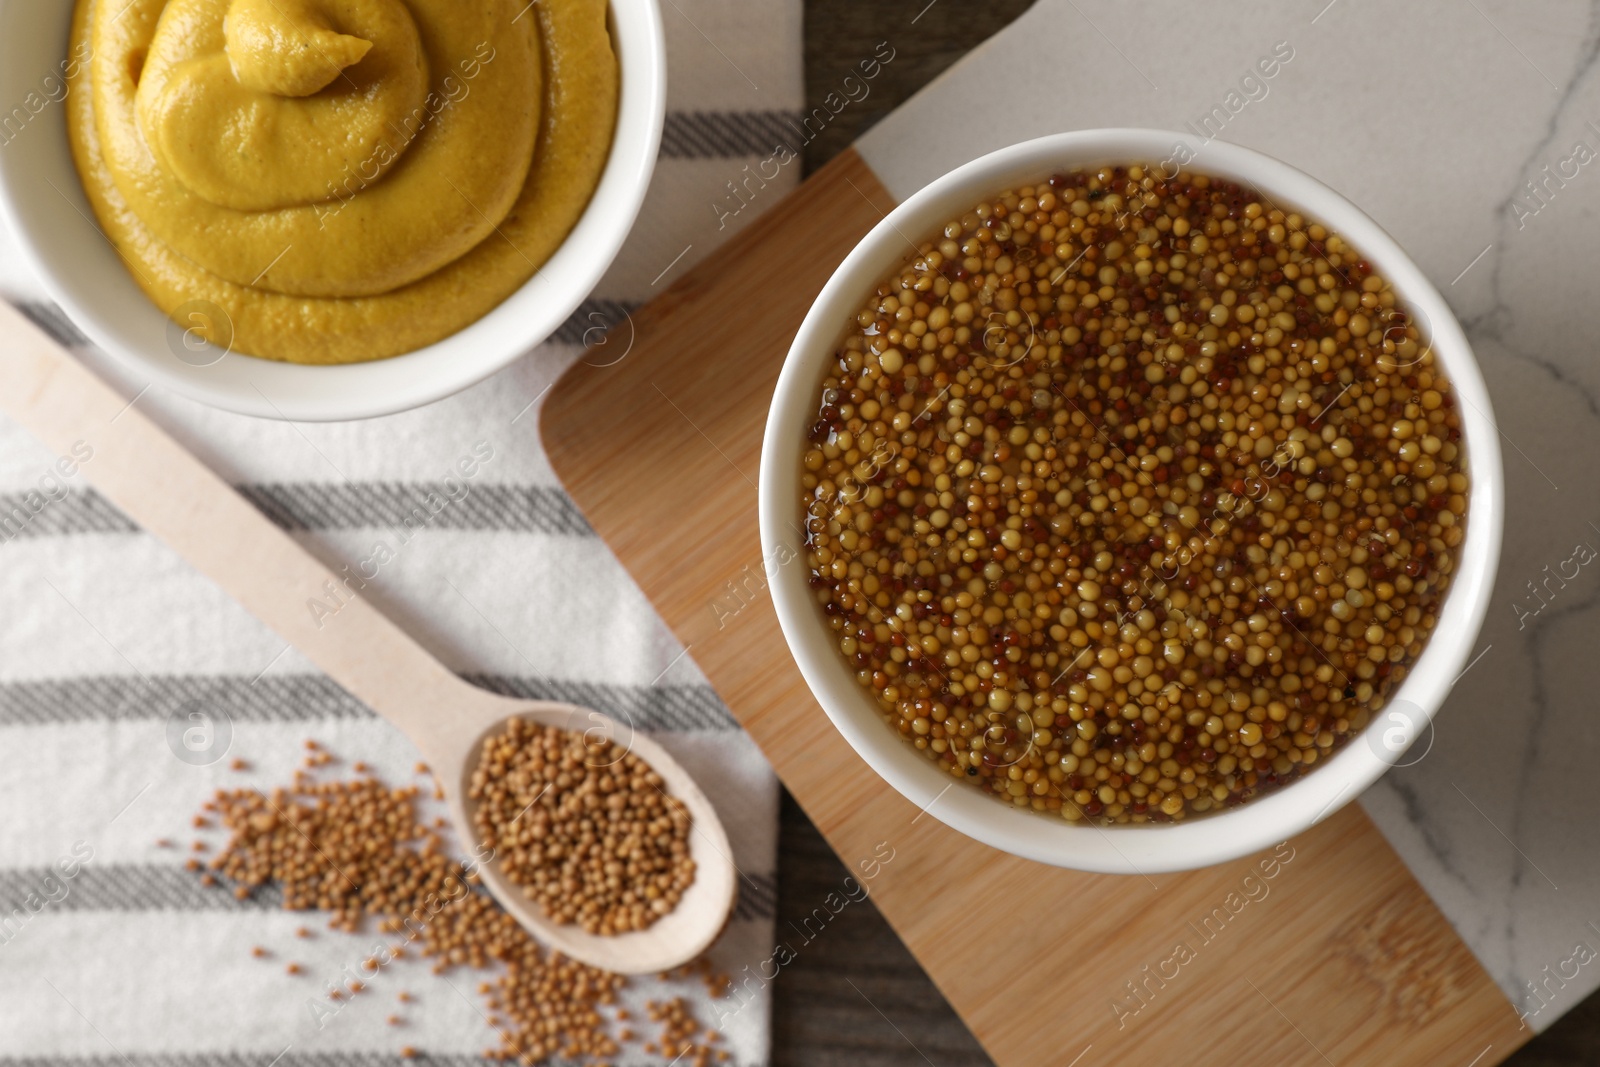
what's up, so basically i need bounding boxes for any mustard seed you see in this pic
[188,752,714,1063]
[469,719,696,935]
[801,165,1467,824]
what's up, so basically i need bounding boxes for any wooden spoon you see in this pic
[0,302,737,975]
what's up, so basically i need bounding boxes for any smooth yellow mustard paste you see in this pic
[68,0,618,364]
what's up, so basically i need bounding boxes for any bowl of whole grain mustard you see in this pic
[760,130,1504,874]
[0,0,664,419]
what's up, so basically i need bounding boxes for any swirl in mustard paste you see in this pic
[69,0,618,364]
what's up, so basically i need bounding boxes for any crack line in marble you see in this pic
[1373,776,1476,891]
[1450,4,1600,1002]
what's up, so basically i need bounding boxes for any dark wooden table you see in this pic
[771,3,1600,1064]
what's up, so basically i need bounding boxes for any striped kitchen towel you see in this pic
[0,1,802,1064]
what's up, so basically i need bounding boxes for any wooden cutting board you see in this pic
[542,148,1528,1066]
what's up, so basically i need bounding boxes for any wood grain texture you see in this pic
[771,789,992,1065]
[542,147,1529,1065]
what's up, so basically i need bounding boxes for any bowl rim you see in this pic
[0,0,666,422]
[759,128,1505,874]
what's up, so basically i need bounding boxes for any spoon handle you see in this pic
[0,302,463,730]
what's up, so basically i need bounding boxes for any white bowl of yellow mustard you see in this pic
[0,0,665,420]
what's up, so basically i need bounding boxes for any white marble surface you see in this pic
[857,0,1600,1031]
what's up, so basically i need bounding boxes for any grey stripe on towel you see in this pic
[0,866,778,922]
[0,674,739,732]
[0,484,593,540]
[237,483,593,537]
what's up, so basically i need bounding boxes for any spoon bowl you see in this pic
[411,685,738,975]
[0,300,738,975]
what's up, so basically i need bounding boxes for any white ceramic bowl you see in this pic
[0,0,665,421]
[760,129,1504,875]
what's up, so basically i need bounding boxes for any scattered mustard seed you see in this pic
[190,748,731,1065]
[196,762,627,1061]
